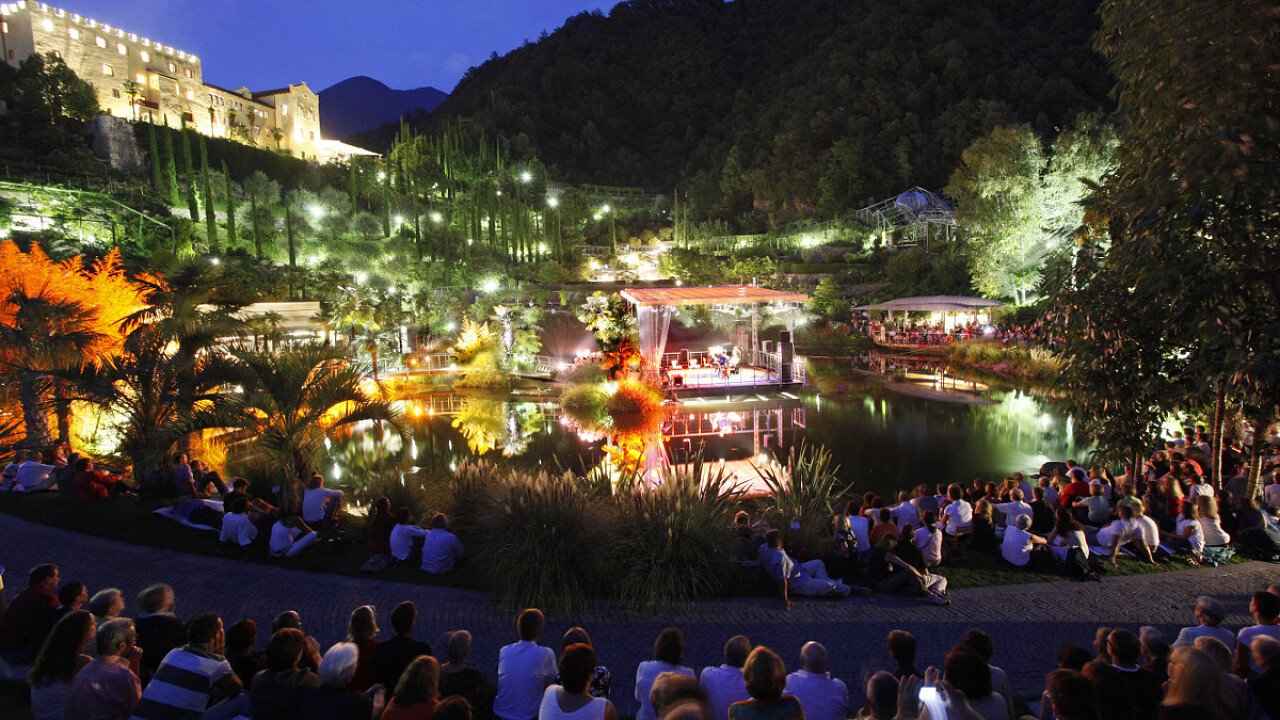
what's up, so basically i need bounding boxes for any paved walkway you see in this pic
[1,514,1276,715]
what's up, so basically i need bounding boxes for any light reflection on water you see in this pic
[319,388,1086,504]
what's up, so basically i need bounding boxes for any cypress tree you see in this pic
[381,162,392,237]
[180,126,199,222]
[199,135,217,251]
[147,123,164,197]
[223,161,237,248]
[284,203,297,299]
[161,128,180,207]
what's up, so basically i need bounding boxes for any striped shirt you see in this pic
[131,646,233,720]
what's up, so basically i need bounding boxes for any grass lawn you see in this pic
[0,492,1240,599]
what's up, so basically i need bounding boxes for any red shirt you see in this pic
[347,638,379,692]
[0,585,59,652]
[1059,480,1091,508]
[74,470,119,503]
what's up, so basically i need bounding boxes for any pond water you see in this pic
[318,381,1086,509]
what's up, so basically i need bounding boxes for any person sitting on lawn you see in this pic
[941,484,973,537]
[223,477,278,531]
[302,473,344,529]
[270,514,322,558]
[72,457,128,502]
[170,453,197,499]
[422,513,466,574]
[13,451,56,493]
[1073,483,1113,526]
[1000,514,1051,569]
[219,496,259,548]
[869,509,900,547]
[368,497,395,556]
[995,489,1034,529]
[867,535,948,604]
[390,509,429,563]
[1096,505,1154,566]
[191,459,228,496]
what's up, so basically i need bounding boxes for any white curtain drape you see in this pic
[637,305,673,368]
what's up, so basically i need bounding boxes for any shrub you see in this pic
[605,379,665,435]
[610,457,744,606]
[755,443,851,558]
[561,384,610,431]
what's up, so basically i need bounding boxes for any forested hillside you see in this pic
[361,0,1112,228]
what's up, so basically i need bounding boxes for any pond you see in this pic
[317,381,1086,510]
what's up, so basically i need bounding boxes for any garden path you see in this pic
[1,514,1275,716]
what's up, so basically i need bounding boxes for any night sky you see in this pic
[50,0,611,92]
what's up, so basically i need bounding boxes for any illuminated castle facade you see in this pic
[1,0,328,160]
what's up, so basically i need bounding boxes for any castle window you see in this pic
[185,68,193,78]
[168,61,176,73]
[186,90,193,101]
[112,88,120,98]
[68,28,78,40]
[117,43,126,55]
[102,64,114,76]
[52,49,60,58]
[41,18,53,32]
[140,50,149,62]
[96,36,106,48]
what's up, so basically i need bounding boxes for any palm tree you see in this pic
[192,345,399,512]
[122,80,142,121]
[0,290,104,448]
[269,126,285,151]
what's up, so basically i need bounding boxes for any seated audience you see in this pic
[913,512,943,569]
[346,605,380,692]
[868,534,948,604]
[390,509,429,563]
[1000,514,1050,568]
[384,655,441,720]
[65,617,142,720]
[890,491,919,529]
[635,628,695,720]
[72,457,127,502]
[1173,596,1234,648]
[729,646,803,720]
[961,630,1014,720]
[302,473,345,528]
[439,630,496,720]
[374,601,433,691]
[422,513,466,574]
[1097,506,1154,566]
[1235,591,1280,677]
[554,627,610,698]
[700,635,751,720]
[368,497,395,555]
[1247,636,1280,720]
[225,618,260,687]
[132,612,249,720]
[28,610,94,720]
[783,642,848,720]
[941,484,974,536]
[1160,646,1226,720]
[996,489,1034,529]
[943,647,1009,720]
[859,671,897,720]
[134,583,185,685]
[270,514,322,557]
[219,496,259,547]
[541,643,617,720]
[300,642,387,720]
[1107,628,1163,720]
[1073,484,1112,526]
[0,564,62,666]
[250,627,322,720]
[869,508,900,546]
[757,530,852,608]
[86,587,125,636]
[494,609,558,720]
[1044,669,1097,720]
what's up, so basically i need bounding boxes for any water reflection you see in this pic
[319,388,1086,505]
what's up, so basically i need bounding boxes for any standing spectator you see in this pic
[1173,597,1234,648]
[700,635,751,720]
[300,642,387,720]
[729,646,804,720]
[132,612,248,720]
[65,618,142,720]
[346,605,381,692]
[421,513,466,574]
[134,583,185,685]
[1235,591,1280,676]
[302,473,345,528]
[225,618,261,687]
[783,642,848,720]
[439,630,496,720]
[554,627,611,699]
[374,601,433,691]
[635,628,695,720]
[540,643,617,720]
[494,609,557,720]
[28,610,94,720]
[250,628,322,720]
[0,563,62,666]
[384,655,441,720]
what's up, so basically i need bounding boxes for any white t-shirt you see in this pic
[1188,482,1214,501]
[1097,518,1138,548]
[890,503,919,529]
[1000,526,1036,566]
[421,529,465,573]
[914,526,942,565]
[783,670,849,720]
[538,686,608,720]
[219,512,257,547]
[301,486,343,523]
[1199,517,1231,546]
[15,462,56,492]
[389,523,429,561]
[1176,517,1204,554]
[494,640,558,720]
[700,664,748,720]
[1136,514,1160,547]
[1237,625,1280,674]
[846,514,871,554]
[1051,528,1089,561]
[943,499,973,535]
[269,521,302,554]
[995,501,1032,527]
[634,661,694,720]
[1173,625,1235,648]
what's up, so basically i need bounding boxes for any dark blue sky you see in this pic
[58,0,611,92]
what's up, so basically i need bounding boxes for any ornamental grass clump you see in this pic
[452,461,609,611]
[755,442,851,559]
[609,456,744,606]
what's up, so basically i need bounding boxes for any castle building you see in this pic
[0,1,366,161]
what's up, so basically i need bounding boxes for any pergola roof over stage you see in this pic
[620,285,809,307]
[854,295,1002,312]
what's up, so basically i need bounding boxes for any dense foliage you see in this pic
[371,0,1111,228]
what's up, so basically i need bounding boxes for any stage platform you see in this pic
[661,364,802,394]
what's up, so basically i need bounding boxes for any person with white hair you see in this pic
[1000,514,1049,567]
[1174,597,1235,648]
[300,641,386,720]
[782,642,848,720]
[995,489,1033,529]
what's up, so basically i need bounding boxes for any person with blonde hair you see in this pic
[1161,646,1226,720]
[345,605,380,693]
[729,647,804,720]
[1197,495,1232,547]
[1190,637,1252,720]
[384,655,440,720]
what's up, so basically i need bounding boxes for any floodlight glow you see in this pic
[444,321,457,331]
[600,203,611,213]
[209,257,220,265]
[307,204,324,221]
[430,212,444,224]
[480,277,500,294]
[519,170,533,183]
[355,272,368,285]
[546,195,559,208]
[393,215,404,226]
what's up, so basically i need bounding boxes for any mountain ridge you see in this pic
[318,76,447,141]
